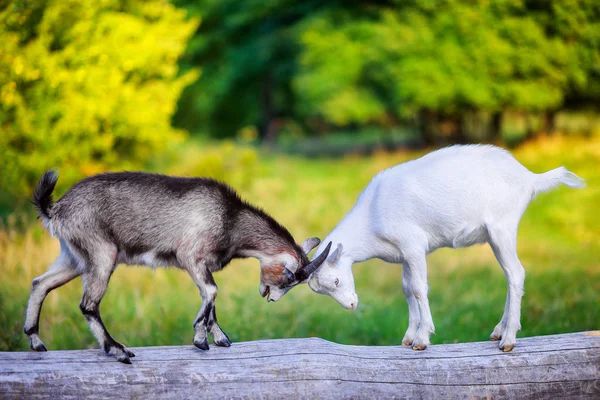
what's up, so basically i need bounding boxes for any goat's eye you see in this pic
[334,278,339,287]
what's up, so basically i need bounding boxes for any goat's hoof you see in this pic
[401,339,413,346]
[490,334,501,341]
[499,336,515,352]
[124,348,135,358]
[500,343,514,352]
[411,344,428,351]
[31,343,47,352]
[194,338,210,351]
[215,337,232,347]
[29,337,47,352]
[117,354,132,364]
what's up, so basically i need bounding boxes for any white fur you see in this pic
[308,144,585,351]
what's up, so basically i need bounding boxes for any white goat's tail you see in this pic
[534,167,585,194]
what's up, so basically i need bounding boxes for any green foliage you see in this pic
[294,0,574,126]
[164,140,259,190]
[173,0,324,138]
[529,0,600,106]
[0,0,198,207]
[172,0,599,140]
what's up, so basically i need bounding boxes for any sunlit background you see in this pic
[1,0,598,351]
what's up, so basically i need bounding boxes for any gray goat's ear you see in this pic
[328,243,343,266]
[300,237,321,254]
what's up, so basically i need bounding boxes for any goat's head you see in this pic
[259,238,332,302]
[307,243,358,310]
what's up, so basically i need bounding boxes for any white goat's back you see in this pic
[356,145,581,251]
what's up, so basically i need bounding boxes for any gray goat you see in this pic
[25,170,331,363]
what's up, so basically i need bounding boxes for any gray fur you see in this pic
[26,171,323,363]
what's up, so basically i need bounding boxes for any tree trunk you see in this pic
[418,109,438,147]
[525,113,537,140]
[490,111,503,143]
[1,332,598,399]
[264,119,278,144]
[545,110,557,136]
[450,114,468,144]
[260,72,277,145]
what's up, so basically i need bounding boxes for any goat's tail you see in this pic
[533,167,585,195]
[31,170,59,224]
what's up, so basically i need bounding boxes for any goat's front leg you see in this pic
[490,295,509,341]
[208,305,231,347]
[401,264,421,346]
[186,266,229,350]
[404,253,435,350]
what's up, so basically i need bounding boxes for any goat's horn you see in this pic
[295,241,332,282]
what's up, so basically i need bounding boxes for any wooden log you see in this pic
[0,331,598,399]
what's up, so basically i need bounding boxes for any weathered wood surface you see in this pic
[0,331,598,399]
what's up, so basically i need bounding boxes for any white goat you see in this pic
[305,145,585,351]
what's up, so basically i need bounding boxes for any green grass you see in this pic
[0,135,598,351]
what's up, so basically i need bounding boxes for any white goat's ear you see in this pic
[301,237,321,254]
[327,243,343,265]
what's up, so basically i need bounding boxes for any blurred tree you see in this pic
[294,0,572,144]
[0,0,198,208]
[173,0,334,142]
[174,0,598,145]
[526,0,600,135]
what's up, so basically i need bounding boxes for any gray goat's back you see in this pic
[51,172,243,253]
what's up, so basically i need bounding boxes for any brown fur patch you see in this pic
[261,264,287,286]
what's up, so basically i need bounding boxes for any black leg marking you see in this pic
[187,265,225,352]
[80,276,134,364]
[24,326,38,336]
[80,304,114,352]
[201,302,213,327]
[210,306,232,347]
[80,305,135,363]
[193,300,214,328]
[193,301,213,351]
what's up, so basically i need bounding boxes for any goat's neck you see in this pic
[322,207,376,264]
[233,210,301,268]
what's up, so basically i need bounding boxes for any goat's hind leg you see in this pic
[401,264,421,346]
[79,249,134,363]
[488,225,525,352]
[24,242,80,351]
[404,253,435,350]
[80,272,135,363]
